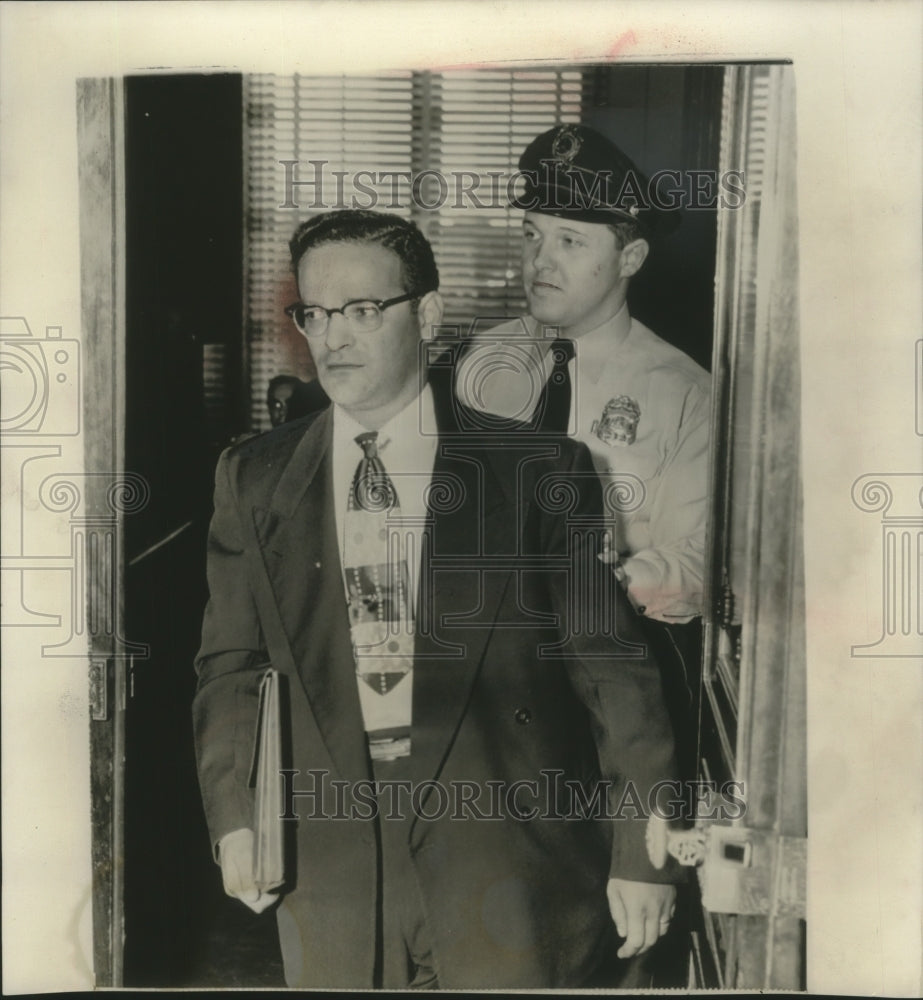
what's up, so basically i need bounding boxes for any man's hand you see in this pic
[606,878,676,958]
[597,531,628,584]
[218,827,279,914]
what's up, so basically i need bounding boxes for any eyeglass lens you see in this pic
[297,300,382,335]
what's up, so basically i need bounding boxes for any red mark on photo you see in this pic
[607,30,637,57]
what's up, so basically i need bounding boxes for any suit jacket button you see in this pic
[514,708,532,725]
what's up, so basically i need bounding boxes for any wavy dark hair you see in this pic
[289,210,439,301]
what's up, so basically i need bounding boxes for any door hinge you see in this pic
[89,659,110,721]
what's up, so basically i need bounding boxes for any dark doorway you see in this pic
[121,72,283,986]
[584,64,724,371]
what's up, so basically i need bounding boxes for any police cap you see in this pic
[510,123,679,238]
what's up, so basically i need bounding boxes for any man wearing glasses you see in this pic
[193,209,681,989]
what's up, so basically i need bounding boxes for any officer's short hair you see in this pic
[607,219,645,250]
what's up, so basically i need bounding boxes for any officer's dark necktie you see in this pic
[534,338,575,433]
[342,433,414,761]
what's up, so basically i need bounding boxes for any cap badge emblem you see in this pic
[551,126,582,165]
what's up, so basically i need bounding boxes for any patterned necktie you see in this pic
[351,431,396,512]
[342,432,414,697]
[534,338,575,432]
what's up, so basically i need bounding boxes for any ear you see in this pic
[618,238,649,279]
[416,290,445,340]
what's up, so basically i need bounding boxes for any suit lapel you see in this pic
[249,369,522,791]
[408,376,516,790]
[252,409,371,784]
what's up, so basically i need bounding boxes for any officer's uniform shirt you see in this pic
[457,305,710,622]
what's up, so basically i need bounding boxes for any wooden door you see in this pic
[76,73,246,987]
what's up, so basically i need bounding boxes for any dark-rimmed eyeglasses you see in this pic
[284,292,418,338]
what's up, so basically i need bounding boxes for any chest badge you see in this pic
[591,396,641,447]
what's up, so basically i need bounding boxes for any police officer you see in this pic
[455,117,709,994]
[456,123,711,628]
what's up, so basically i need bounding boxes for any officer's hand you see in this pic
[606,878,675,958]
[218,827,279,914]
[596,530,627,584]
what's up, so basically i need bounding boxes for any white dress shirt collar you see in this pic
[332,382,438,550]
[332,382,437,478]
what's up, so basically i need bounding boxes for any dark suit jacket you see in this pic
[193,366,680,989]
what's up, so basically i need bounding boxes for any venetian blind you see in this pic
[243,69,585,431]
[244,73,417,430]
[422,70,583,333]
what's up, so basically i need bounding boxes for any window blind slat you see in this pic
[243,68,585,431]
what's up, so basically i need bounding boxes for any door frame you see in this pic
[76,75,130,987]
